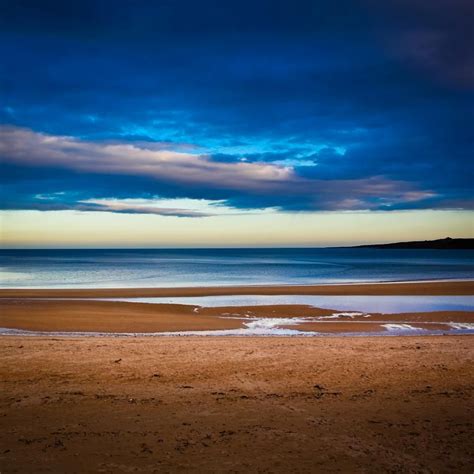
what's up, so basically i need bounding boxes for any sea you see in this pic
[0,248,473,289]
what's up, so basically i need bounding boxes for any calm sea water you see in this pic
[105,295,474,313]
[0,248,473,289]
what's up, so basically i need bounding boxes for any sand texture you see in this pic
[0,336,473,473]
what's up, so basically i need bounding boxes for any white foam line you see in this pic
[221,316,468,325]
[448,322,474,330]
[315,312,366,320]
[1,318,473,338]
[0,327,319,337]
[1,327,473,338]
[382,324,423,332]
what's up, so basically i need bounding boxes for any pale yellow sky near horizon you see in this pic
[1,209,472,248]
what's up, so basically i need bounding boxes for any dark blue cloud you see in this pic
[0,0,472,214]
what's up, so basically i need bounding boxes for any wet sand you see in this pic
[1,298,473,334]
[1,280,472,335]
[0,300,245,333]
[1,279,473,298]
[1,336,473,473]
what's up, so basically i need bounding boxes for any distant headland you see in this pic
[352,237,474,250]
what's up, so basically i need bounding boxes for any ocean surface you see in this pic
[0,248,473,288]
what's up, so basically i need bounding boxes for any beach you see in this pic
[1,298,473,335]
[1,281,473,335]
[3,0,473,470]
[2,280,473,298]
[1,335,473,473]
[1,280,473,472]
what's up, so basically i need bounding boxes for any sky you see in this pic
[1,0,473,247]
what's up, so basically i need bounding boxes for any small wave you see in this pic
[316,312,366,320]
[382,324,424,332]
[448,322,474,330]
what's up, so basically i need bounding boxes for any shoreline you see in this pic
[1,281,472,335]
[2,329,474,338]
[1,279,473,298]
[1,292,472,336]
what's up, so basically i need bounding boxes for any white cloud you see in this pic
[0,125,439,214]
[0,126,295,192]
[81,197,275,217]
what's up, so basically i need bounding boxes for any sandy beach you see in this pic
[1,280,473,298]
[1,335,473,473]
[3,0,473,470]
[1,280,473,472]
[0,298,473,334]
[1,281,473,335]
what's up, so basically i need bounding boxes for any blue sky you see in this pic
[0,0,473,245]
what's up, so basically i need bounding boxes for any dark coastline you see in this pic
[351,237,474,250]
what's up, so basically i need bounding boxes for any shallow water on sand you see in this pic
[104,294,474,313]
[4,294,466,337]
[1,322,473,337]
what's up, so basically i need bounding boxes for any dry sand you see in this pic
[0,336,473,473]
